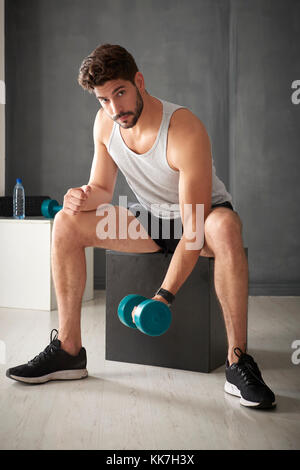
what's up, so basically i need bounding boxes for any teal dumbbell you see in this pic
[118,294,172,337]
[41,199,63,218]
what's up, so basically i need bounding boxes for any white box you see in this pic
[0,217,94,310]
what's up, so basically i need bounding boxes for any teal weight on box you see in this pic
[118,294,147,329]
[134,299,172,337]
[41,199,63,218]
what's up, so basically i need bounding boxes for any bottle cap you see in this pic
[16,178,22,183]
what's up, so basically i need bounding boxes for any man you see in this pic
[6,44,275,409]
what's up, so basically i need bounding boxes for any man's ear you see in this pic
[134,71,145,93]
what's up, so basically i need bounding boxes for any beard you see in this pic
[115,86,144,129]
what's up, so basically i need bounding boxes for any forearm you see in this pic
[158,235,203,296]
[80,184,112,211]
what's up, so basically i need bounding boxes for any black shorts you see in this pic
[128,201,234,255]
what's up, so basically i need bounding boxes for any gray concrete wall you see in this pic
[5,0,300,293]
[229,0,300,294]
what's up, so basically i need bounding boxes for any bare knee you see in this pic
[52,210,82,244]
[205,210,243,251]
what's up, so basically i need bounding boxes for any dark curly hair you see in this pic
[78,44,139,93]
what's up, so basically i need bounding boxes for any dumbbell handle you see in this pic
[41,199,63,218]
[49,202,61,212]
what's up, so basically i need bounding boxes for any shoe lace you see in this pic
[233,347,265,387]
[28,329,59,365]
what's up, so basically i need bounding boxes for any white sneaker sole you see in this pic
[9,369,88,384]
[224,380,276,408]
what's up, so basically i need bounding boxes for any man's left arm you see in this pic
[153,115,212,303]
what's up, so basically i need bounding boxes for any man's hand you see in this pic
[131,295,169,324]
[62,185,92,216]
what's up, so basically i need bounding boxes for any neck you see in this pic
[124,93,162,139]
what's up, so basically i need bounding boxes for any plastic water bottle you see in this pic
[13,178,25,219]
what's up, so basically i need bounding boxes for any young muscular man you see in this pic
[6,44,276,409]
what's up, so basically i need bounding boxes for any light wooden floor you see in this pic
[0,292,299,450]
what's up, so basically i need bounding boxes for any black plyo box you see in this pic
[105,250,247,373]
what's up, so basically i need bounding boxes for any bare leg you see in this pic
[51,232,87,356]
[213,243,248,365]
[51,206,161,355]
[201,208,248,365]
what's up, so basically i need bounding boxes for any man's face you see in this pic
[94,78,144,129]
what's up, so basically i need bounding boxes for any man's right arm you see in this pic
[81,108,118,212]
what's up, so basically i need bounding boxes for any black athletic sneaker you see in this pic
[224,347,276,409]
[6,329,88,384]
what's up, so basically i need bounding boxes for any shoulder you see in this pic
[168,108,211,169]
[169,107,208,137]
[93,108,114,147]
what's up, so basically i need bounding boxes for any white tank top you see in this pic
[107,96,233,219]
